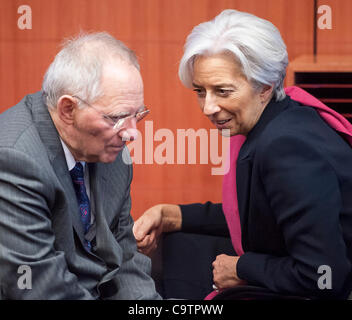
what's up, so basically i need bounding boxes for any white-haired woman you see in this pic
[134,9,352,299]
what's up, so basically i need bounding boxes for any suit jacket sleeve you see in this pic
[108,164,161,300]
[0,147,95,299]
[180,202,230,237]
[236,133,351,298]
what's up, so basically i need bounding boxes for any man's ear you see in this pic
[260,84,274,103]
[56,95,76,125]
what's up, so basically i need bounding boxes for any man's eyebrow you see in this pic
[109,105,145,117]
[108,110,130,118]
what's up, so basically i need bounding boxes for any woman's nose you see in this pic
[202,95,221,116]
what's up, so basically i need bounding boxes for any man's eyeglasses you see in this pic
[72,95,150,131]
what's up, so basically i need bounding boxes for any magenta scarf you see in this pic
[205,86,352,300]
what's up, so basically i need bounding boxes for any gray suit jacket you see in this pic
[0,92,160,300]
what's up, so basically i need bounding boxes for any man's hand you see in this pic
[212,254,246,290]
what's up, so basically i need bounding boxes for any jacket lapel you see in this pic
[90,162,124,297]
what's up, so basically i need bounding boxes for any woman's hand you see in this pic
[133,204,182,256]
[133,204,164,256]
[212,254,246,290]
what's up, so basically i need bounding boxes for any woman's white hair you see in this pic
[179,9,288,101]
[42,32,140,108]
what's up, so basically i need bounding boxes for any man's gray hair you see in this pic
[178,9,288,101]
[42,32,140,108]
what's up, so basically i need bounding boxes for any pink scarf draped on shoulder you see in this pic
[205,86,352,300]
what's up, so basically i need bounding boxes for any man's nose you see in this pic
[119,118,139,142]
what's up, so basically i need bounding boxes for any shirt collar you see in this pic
[60,138,86,171]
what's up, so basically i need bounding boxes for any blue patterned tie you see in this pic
[70,162,91,251]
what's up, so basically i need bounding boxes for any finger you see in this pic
[148,230,156,244]
[133,219,148,241]
[139,229,158,247]
[213,277,220,290]
[136,234,152,249]
[134,214,157,238]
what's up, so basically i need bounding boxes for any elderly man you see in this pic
[0,32,160,300]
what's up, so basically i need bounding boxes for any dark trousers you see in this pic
[151,232,235,300]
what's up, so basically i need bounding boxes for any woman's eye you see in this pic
[217,89,232,97]
[193,89,206,97]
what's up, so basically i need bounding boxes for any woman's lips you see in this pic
[213,118,232,129]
